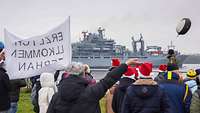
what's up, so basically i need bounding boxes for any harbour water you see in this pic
[91,64,200,81]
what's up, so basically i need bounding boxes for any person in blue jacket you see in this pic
[159,71,192,113]
[121,62,172,113]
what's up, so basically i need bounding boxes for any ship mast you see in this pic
[131,36,137,53]
[131,33,145,55]
[168,41,175,50]
[82,31,88,38]
[98,27,105,39]
[139,33,145,55]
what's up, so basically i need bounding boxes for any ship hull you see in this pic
[72,55,188,69]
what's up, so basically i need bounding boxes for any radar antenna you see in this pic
[168,41,175,50]
[82,31,88,39]
[98,27,105,38]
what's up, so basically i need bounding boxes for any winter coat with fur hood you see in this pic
[38,73,56,113]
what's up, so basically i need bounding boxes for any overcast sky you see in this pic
[0,0,199,54]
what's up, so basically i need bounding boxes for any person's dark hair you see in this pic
[0,49,3,53]
[168,49,175,55]
[167,49,175,59]
[166,49,179,71]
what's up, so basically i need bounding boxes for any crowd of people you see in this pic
[1,40,200,113]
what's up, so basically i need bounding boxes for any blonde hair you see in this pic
[83,64,91,73]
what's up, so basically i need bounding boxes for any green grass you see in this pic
[17,89,106,113]
[18,90,34,113]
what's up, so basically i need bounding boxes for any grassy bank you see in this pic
[18,90,34,113]
[17,89,106,113]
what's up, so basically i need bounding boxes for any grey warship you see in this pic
[72,27,187,68]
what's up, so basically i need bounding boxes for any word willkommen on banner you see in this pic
[4,18,71,79]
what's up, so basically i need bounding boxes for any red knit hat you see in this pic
[138,62,153,78]
[112,58,120,67]
[123,66,138,79]
[158,64,167,72]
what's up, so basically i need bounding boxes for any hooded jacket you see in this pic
[39,73,56,113]
[47,64,128,113]
[159,72,192,113]
[112,77,135,113]
[121,79,172,113]
[0,67,10,111]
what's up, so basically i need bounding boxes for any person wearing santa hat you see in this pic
[112,66,138,113]
[104,58,121,113]
[47,58,140,113]
[121,62,172,113]
[154,64,167,82]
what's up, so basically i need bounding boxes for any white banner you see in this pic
[4,18,71,79]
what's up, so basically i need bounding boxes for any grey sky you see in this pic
[0,0,199,54]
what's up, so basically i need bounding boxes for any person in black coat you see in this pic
[112,66,138,113]
[0,43,11,113]
[0,67,10,113]
[30,75,41,113]
[47,58,140,113]
[9,79,26,113]
[121,62,172,113]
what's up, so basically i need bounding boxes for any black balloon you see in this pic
[176,18,191,35]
